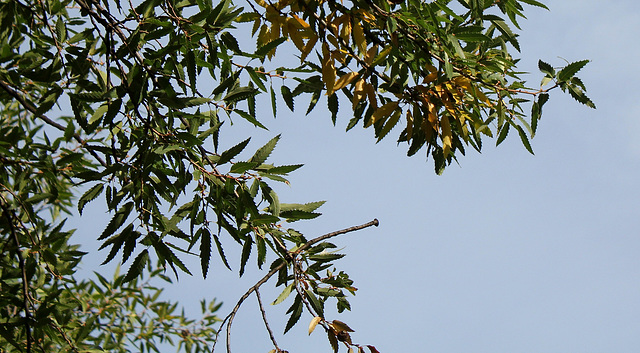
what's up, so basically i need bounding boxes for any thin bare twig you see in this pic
[255,289,282,352]
[211,219,379,353]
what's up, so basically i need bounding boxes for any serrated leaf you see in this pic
[159,96,212,109]
[519,0,549,9]
[217,138,250,165]
[496,122,510,146]
[267,164,303,175]
[280,201,325,212]
[566,83,596,109]
[284,294,303,334]
[270,86,277,117]
[538,60,555,77]
[123,249,149,282]
[99,202,133,240]
[327,329,339,353]
[328,93,338,125]
[78,184,104,215]
[281,85,294,111]
[255,37,287,57]
[557,60,590,82]
[306,289,324,317]
[239,236,252,277]
[249,134,280,165]
[213,232,231,270]
[272,283,294,305]
[200,227,212,278]
[514,123,534,154]
[223,86,258,105]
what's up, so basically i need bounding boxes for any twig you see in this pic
[255,289,282,352]
[294,219,379,255]
[0,80,107,167]
[211,219,379,353]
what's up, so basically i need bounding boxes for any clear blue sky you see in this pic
[72,1,640,352]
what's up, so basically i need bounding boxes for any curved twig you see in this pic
[211,219,379,353]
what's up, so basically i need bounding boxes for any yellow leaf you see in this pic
[300,35,317,62]
[441,114,452,156]
[364,44,378,65]
[366,101,398,128]
[364,82,377,109]
[406,109,413,137]
[290,14,310,29]
[287,21,305,51]
[308,316,322,335]
[322,43,336,93]
[352,78,365,110]
[352,18,366,54]
[331,72,359,95]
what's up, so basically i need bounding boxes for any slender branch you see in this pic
[294,219,379,255]
[0,80,107,167]
[212,219,379,353]
[255,289,282,352]
[212,263,283,353]
[0,200,32,353]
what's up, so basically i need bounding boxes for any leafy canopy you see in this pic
[0,0,593,351]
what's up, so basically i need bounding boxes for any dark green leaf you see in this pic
[218,138,250,165]
[557,60,590,82]
[200,227,212,278]
[284,294,303,334]
[123,249,149,282]
[239,237,252,277]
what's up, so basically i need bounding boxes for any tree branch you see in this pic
[255,289,282,352]
[0,80,107,167]
[211,218,379,353]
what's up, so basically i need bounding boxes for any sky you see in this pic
[70,1,640,352]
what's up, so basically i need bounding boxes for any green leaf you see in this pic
[557,60,590,82]
[454,32,491,42]
[267,164,303,175]
[305,289,324,317]
[538,60,555,77]
[218,138,250,165]
[123,249,149,282]
[519,0,549,9]
[223,86,258,105]
[281,85,294,111]
[158,96,212,109]
[99,202,134,240]
[239,237,252,277]
[496,122,510,146]
[255,37,287,57]
[328,93,339,125]
[213,232,232,270]
[514,123,534,154]
[200,227,212,278]
[284,294,303,334]
[272,283,294,305]
[249,135,280,165]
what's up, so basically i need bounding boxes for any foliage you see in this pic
[0,0,593,351]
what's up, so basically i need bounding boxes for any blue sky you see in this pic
[72,1,640,352]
